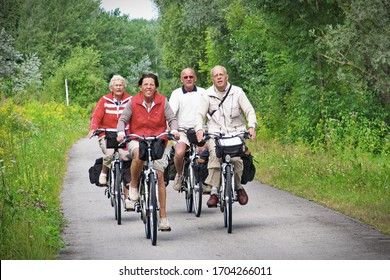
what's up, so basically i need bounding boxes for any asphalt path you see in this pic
[59,137,390,260]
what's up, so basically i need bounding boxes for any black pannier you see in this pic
[88,157,103,186]
[194,148,209,183]
[241,146,256,184]
[164,146,177,184]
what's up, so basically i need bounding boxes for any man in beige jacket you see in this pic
[195,65,257,207]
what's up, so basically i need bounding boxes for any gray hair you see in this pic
[109,75,127,89]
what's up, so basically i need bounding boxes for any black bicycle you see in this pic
[204,131,250,233]
[126,131,175,246]
[182,131,206,217]
[91,129,130,225]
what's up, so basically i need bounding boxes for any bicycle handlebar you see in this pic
[125,131,176,142]
[89,128,117,138]
[203,131,251,141]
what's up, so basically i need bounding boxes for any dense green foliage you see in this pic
[155,0,389,154]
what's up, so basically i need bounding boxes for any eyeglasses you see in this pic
[183,76,194,79]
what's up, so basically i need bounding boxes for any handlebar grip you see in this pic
[167,133,175,141]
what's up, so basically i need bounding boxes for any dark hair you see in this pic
[138,73,159,87]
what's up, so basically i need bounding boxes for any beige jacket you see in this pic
[195,83,257,135]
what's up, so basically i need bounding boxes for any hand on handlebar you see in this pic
[89,129,104,139]
[88,130,95,139]
[196,130,204,143]
[248,127,256,140]
[116,134,125,143]
[172,131,180,140]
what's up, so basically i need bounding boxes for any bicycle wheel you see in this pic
[192,163,202,217]
[224,164,233,233]
[185,165,193,213]
[139,174,150,239]
[149,173,158,246]
[114,162,122,225]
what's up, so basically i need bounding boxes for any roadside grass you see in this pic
[247,139,390,235]
[0,99,88,259]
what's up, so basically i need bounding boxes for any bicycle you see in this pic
[91,129,130,225]
[178,130,206,217]
[125,131,175,246]
[204,131,251,233]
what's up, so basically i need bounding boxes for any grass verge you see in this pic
[247,139,389,235]
[0,99,88,259]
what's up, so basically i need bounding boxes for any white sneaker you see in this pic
[98,174,107,185]
[159,218,171,231]
[129,187,139,201]
[125,198,136,211]
[173,174,183,191]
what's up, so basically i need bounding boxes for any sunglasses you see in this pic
[183,76,194,79]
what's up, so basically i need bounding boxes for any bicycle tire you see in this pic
[149,173,158,246]
[110,168,118,221]
[224,164,233,233]
[192,163,202,217]
[115,162,122,225]
[140,175,151,239]
[185,164,193,213]
[219,184,225,213]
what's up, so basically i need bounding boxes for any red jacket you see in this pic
[130,92,166,136]
[90,92,131,136]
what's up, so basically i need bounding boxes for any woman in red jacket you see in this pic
[117,73,179,231]
[88,75,132,198]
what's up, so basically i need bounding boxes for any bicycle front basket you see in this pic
[138,138,167,161]
[105,131,119,149]
[215,136,244,158]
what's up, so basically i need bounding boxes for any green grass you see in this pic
[247,139,390,235]
[0,99,88,259]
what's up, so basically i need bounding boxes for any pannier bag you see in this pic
[241,146,256,184]
[88,157,103,186]
[105,131,126,149]
[194,148,209,183]
[139,138,167,161]
[164,146,177,184]
[215,136,245,158]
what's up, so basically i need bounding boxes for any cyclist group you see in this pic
[89,66,257,232]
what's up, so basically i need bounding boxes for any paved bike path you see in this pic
[60,137,390,259]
